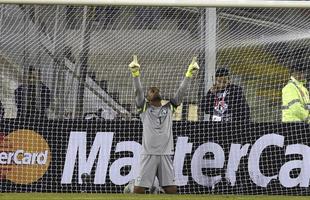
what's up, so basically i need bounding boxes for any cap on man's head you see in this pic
[215,67,230,77]
[290,62,308,74]
[28,65,35,72]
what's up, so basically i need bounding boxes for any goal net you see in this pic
[0,2,310,195]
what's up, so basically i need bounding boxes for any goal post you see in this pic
[0,0,310,195]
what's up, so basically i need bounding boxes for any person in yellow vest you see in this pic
[282,64,310,122]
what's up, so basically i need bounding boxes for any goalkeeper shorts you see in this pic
[135,155,175,188]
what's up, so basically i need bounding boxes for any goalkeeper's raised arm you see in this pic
[171,57,200,107]
[128,55,145,110]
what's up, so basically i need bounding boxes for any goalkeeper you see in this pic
[128,55,199,194]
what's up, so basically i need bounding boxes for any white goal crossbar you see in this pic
[0,0,310,8]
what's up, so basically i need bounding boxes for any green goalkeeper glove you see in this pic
[186,57,200,78]
[128,55,141,77]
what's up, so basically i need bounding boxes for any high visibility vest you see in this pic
[282,76,310,123]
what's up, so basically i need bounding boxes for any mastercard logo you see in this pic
[0,129,51,184]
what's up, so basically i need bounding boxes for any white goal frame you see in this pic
[0,0,310,8]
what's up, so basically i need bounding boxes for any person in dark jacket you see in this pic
[15,66,51,119]
[0,101,4,119]
[201,67,250,122]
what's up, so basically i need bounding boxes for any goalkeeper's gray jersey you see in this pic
[140,103,174,155]
[133,76,190,155]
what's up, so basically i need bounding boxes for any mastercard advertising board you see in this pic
[0,129,51,184]
[0,120,310,195]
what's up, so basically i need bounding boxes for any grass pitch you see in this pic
[2,193,310,200]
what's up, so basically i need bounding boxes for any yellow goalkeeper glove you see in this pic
[186,57,200,78]
[128,55,141,77]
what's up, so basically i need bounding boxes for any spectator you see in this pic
[0,100,4,119]
[282,63,309,123]
[201,67,250,122]
[15,66,51,119]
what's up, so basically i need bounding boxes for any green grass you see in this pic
[1,193,310,200]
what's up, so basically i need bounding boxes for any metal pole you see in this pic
[76,6,91,118]
[203,8,216,121]
[52,6,66,118]
[23,6,30,77]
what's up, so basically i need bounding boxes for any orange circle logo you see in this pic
[0,129,51,184]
